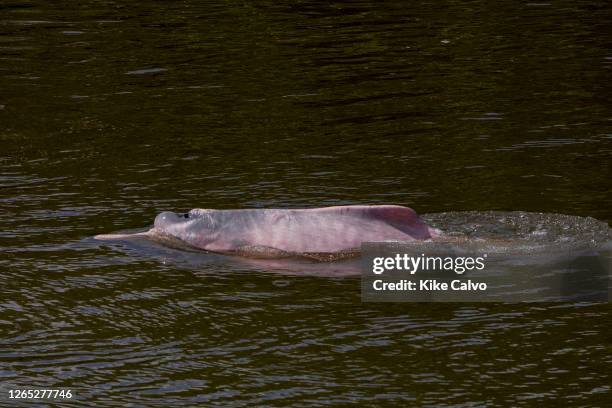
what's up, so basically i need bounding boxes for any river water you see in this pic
[1,0,611,406]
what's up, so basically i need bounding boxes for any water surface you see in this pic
[1,0,611,406]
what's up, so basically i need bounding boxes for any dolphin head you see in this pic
[153,209,218,249]
[154,211,187,230]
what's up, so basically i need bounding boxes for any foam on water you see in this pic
[423,211,611,255]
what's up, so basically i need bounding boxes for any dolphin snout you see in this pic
[154,211,182,229]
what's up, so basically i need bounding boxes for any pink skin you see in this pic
[151,205,440,255]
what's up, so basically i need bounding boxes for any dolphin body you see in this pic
[95,205,440,260]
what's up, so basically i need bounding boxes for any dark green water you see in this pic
[1,0,611,406]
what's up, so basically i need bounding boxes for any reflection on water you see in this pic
[1,0,611,405]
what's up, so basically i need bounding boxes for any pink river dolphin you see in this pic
[95,205,441,260]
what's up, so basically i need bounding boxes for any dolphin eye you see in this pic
[183,213,189,219]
